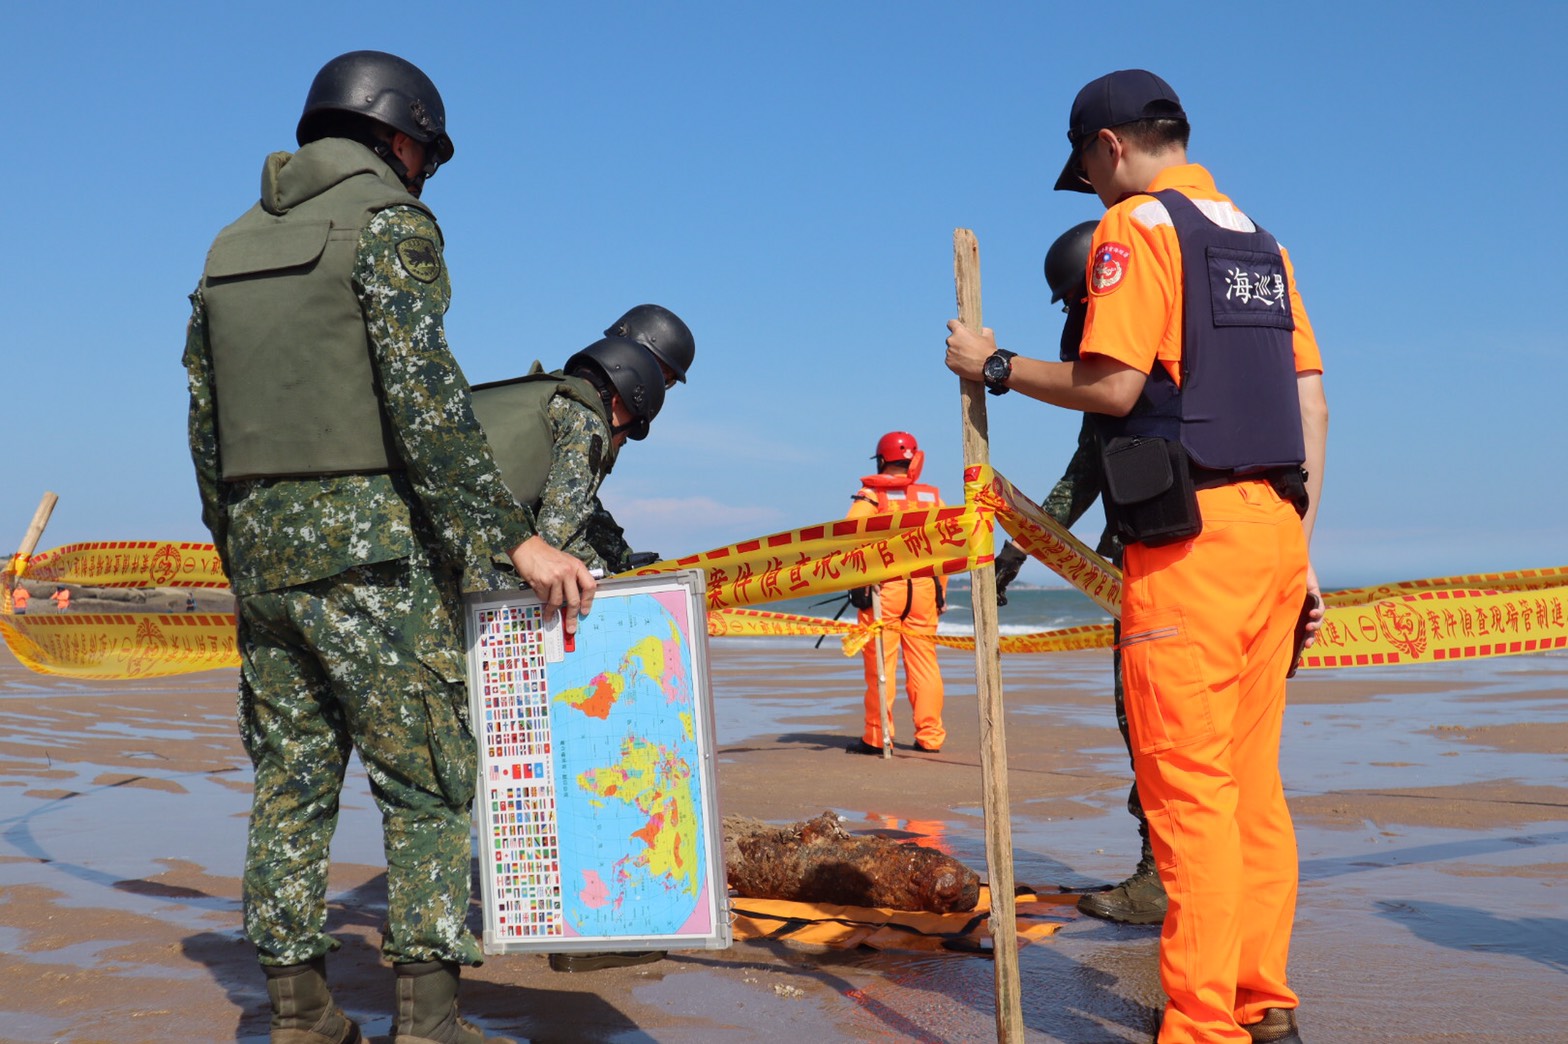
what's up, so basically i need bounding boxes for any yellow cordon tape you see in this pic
[712,587,1568,667]
[942,624,1116,655]
[16,540,230,588]
[979,468,1123,618]
[0,612,240,679]
[707,608,1118,657]
[4,469,1566,677]
[1324,566,1568,607]
[629,465,998,610]
[1303,585,1568,669]
[706,606,856,639]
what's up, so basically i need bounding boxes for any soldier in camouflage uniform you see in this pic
[476,318,694,976]
[185,51,592,1044]
[533,382,638,574]
[470,328,685,579]
[993,221,1166,926]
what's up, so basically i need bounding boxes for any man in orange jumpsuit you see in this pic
[10,585,29,614]
[846,432,948,755]
[945,70,1328,1044]
[50,586,71,612]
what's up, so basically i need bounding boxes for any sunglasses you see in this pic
[417,149,442,181]
[1067,129,1104,185]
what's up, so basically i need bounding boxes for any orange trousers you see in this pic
[859,576,945,750]
[1119,480,1307,1044]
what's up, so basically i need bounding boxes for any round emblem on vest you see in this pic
[1090,242,1131,295]
[395,236,443,283]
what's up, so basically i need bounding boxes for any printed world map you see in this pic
[549,592,708,939]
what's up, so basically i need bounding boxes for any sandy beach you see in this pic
[2,635,1565,1043]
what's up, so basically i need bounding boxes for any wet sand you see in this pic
[2,639,1565,1042]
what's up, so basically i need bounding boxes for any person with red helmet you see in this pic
[845,432,948,754]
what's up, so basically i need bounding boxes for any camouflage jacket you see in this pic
[532,396,630,575]
[1040,415,1123,565]
[184,206,535,596]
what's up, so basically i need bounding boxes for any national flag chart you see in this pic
[474,601,566,941]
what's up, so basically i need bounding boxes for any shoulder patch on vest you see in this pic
[1090,242,1131,296]
[395,236,442,283]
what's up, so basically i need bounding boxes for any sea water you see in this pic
[765,584,1111,638]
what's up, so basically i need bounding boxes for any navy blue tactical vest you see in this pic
[1114,189,1305,474]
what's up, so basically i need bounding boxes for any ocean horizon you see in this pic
[765,585,1110,637]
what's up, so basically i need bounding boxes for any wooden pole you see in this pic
[871,588,892,758]
[5,492,58,601]
[953,229,1024,1041]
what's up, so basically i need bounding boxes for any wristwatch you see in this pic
[982,349,1016,396]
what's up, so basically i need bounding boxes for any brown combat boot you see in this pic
[1076,861,1168,925]
[391,960,517,1044]
[263,958,361,1044]
[1244,1007,1303,1043]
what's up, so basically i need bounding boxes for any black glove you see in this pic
[621,551,661,569]
[994,541,1028,607]
[848,586,874,611]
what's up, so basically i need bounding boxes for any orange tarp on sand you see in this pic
[728,885,1080,953]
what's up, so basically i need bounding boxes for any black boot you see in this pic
[1076,858,1167,925]
[391,960,517,1044]
[1244,1007,1303,1042]
[263,957,361,1044]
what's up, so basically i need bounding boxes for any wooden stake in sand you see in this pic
[952,229,1024,1042]
[871,588,893,758]
[5,491,59,600]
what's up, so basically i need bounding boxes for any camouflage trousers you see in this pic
[1111,623,1154,867]
[235,552,483,968]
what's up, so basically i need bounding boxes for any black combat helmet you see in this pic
[1047,221,1099,363]
[296,50,454,165]
[603,305,695,384]
[1044,220,1099,304]
[565,337,667,441]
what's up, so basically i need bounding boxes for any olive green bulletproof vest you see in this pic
[201,138,435,479]
[469,364,612,508]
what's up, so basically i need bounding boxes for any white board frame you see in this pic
[463,569,729,955]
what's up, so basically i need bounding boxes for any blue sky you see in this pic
[6,2,1565,590]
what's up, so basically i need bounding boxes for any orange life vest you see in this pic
[849,463,946,615]
[854,450,941,512]
[859,481,941,514]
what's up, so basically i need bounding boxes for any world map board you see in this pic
[467,573,725,953]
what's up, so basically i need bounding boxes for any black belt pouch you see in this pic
[1101,436,1203,547]
[1269,466,1310,519]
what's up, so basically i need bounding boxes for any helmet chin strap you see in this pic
[371,140,426,197]
[571,360,652,441]
[590,379,641,440]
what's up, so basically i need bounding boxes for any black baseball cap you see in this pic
[1053,69,1186,193]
